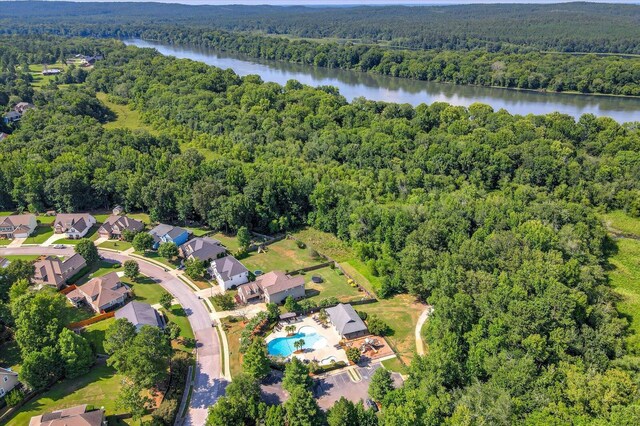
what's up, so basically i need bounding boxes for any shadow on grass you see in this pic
[0,341,21,369]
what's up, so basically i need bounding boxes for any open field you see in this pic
[5,363,130,426]
[74,260,122,285]
[36,215,56,225]
[292,228,353,262]
[0,239,11,246]
[184,226,210,237]
[602,210,640,236]
[241,239,322,273]
[97,92,156,134]
[303,266,364,304]
[26,63,66,89]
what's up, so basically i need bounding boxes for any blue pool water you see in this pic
[267,326,327,357]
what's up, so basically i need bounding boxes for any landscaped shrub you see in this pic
[346,347,361,364]
[367,314,391,336]
[5,388,24,407]
[357,310,368,321]
[318,297,340,308]
[212,293,235,311]
[152,398,178,425]
[298,299,317,313]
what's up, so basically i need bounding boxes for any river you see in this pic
[125,39,640,122]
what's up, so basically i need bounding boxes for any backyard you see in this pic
[303,266,364,304]
[241,238,323,273]
[82,317,116,354]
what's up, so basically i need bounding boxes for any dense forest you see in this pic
[3,3,640,96]
[3,2,640,53]
[3,35,640,423]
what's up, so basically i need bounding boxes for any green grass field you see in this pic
[26,63,66,89]
[221,316,245,378]
[36,215,56,225]
[97,92,156,134]
[0,239,11,246]
[136,251,178,269]
[23,225,54,244]
[126,276,170,305]
[163,304,196,352]
[241,239,322,273]
[210,232,241,252]
[5,363,130,426]
[602,210,640,236]
[292,228,353,262]
[1,255,41,261]
[82,317,116,354]
[303,266,363,304]
[98,240,133,251]
[381,356,408,374]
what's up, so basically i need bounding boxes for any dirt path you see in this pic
[415,306,434,356]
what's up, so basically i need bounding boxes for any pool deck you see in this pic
[266,316,348,365]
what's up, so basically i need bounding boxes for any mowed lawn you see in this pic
[126,276,170,305]
[27,63,66,89]
[241,239,322,273]
[23,225,54,244]
[55,226,100,245]
[98,240,133,251]
[304,266,364,304]
[97,92,157,134]
[5,363,131,426]
[83,317,116,354]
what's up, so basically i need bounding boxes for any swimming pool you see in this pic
[267,326,328,357]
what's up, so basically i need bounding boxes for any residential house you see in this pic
[210,255,249,291]
[53,213,96,238]
[325,303,369,340]
[3,111,21,124]
[29,404,105,426]
[98,215,144,240]
[0,367,19,399]
[0,214,37,239]
[33,254,87,289]
[148,224,190,249]
[14,102,35,114]
[66,272,130,313]
[115,301,165,331]
[237,270,305,305]
[179,237,226,262]
[0,132,8,141]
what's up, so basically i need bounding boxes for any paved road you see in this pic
[0,246,223,425]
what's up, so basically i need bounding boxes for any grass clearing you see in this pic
[36,215,56,225]
[241,239,322,273]
[97,92,156,134]
[381,356,408,374]
[74,260,122,285]
[136,251,178,269]
[5,363,130,426]
[26,63,66,89]
[602,210,640,236]
[221,316,245,378]
[82,317,116,354]
[0,239,11,246]
[211,232,241,252]
[292,228,353,262]
[303,266,364,304]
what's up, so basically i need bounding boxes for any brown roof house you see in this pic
[0,214,37,239]
[180,237,226,262]
[209,255,249,292]
[98,215,144,240]
[29,404,105,426]
[54,214,96,239]
[34,254,87,289]
[14,102,35,114]
[66,272,130,313]
[0,367,19,400]
[237,270,305,305]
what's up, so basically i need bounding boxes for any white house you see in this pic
[209,256,249,292]
[0,367,19,399]
[53,213,96,239]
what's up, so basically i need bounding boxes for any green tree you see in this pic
[242,339,270,381]
[285,386,323,426]
[20,346,63,391]
[104,318,136,356]
[123,260,139,280]
[284,296,301,313]
[367,314,390,336]
[12,290,66,354]
[184,257,206,279]
[132,232,154,252]
[283,356,312,393]
[58,328,94,378]
[266,302,280,321]
[158,242,179,260]
[4,389,25,407]
[346,346,361,365]
[115,382,151,421]
[0,259,34,301]
[369,368,394,402]
[327,397,358,426]
[264,405,286,426]
[75,238,98,265]
[164,322,181,340]
[236,226,251,249]
[160,292,173,310]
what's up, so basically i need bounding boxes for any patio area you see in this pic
[265,316,348,365]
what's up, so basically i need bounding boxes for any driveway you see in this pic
[0,246,224,425]
[40,233,67,247]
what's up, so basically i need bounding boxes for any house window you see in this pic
[2,376,7,382]
[0,388,4,396]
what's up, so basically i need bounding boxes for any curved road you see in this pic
[0,246,223,425]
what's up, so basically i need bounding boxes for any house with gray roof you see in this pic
[53,213,96,239]
[115,301,165,331]
[148,224,190,249]
[325,303,369,340]
[29,404,104,426]
[179,237,226,262]
[210,255,249,291]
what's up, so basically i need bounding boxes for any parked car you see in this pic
[53,244,65,249]
[365,399,379,412]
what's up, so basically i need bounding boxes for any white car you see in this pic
[53,244,65,249]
